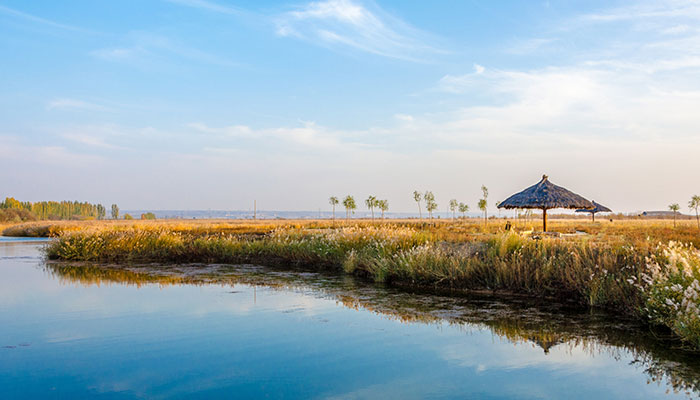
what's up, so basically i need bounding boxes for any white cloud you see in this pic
[187,121,344,149]
[0,137,104,167]
[0,4,87,33]
[164,0,241,15]
[188,123,254,138]
[62,133,121,149]
[581,0,700,22]
[91,47,145,61]
[47,98,110,112]
[91,32,239,67]
[274,0,443,61]
[505,38,556,55]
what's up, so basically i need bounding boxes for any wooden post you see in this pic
[254,200,256,220]
[542,208,547,232]
[592,212,595,222]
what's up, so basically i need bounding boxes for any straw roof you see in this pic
[575,201,611,214]
[498,175,595,210]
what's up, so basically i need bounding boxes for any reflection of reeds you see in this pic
[44,262,700,397]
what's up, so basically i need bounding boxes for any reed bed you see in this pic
[44,222,700,349]
[6,217,700,246]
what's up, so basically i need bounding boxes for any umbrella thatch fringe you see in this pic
[498,175,594,210]
[576,201,611,214]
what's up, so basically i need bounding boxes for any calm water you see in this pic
[1,240,699,399]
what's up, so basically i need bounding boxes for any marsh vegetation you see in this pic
[30,218,700,350]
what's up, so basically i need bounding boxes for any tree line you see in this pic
[0,197,130,221]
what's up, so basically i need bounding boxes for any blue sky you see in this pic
[1,0,699,212]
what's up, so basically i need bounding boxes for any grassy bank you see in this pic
[7,217,700,247]
[45,224,700,349]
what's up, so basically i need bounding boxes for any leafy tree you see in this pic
[690,195,700,229]
[111,204,119,220]
[141,212,156,220]
[96,204,106,220]
[377,199,389,219]
[458,202,469,218]
[413,191,422,220]
[342,195,356,221]
[0,208,37,223]
[365,195,378,221]
[329,196,339,220]
[1,197,106,220]
[424,191,437,221]
[123,213,134,220]
[669,203,680,228]
[479,185,489,223]
[449,199,458,220]
[478,199,487,222]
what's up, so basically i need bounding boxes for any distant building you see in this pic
[641,211,688,218]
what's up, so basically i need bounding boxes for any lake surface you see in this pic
[1,240,699,399]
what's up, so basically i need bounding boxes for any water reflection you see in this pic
[44,261,700,398]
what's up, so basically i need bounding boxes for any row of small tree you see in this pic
[416,186,489,222]
[328,196,389,221]
[669,195,700,228]
[328,186,491,222]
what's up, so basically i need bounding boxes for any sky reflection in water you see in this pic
[1,241,699,399]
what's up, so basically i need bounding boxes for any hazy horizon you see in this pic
[2,0,699,214]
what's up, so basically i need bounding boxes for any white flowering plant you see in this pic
[640,242,700,348]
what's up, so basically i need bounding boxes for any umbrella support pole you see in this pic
[543,208,547,232]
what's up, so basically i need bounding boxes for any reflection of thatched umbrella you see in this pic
[528,334,564,354]
[575,201,611,222]
[498,175,594,232]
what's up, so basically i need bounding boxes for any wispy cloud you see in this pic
[0,136,104,166]
[164,0,242,15]
[0,4,89,33]
[188,121,345,149]
[505,38,556,55]
[91,47,146,62]
[91,32,240,67]
[47,98,111,112]
[581,0,700,22]
[274,0,444,61]
[62,133,121,149]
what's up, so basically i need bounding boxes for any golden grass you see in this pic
[5,217,700,247]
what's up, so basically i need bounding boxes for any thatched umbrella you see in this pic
[498,175,594,232]
[575,201,611,222]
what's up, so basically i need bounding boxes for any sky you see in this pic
[1,0,699,213]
